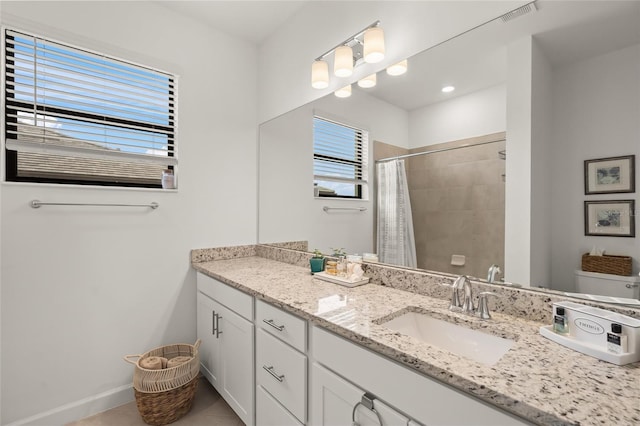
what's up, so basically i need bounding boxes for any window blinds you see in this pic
[313,116,368,185]
[4,29,176,166]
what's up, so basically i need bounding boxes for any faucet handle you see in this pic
[476,291,499,320]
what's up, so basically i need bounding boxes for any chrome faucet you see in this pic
[487,264,501,283]
[445,275,498,319]
[447,275,475,314]
[457,275,475,314]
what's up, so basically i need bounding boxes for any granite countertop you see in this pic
[192,256,640,426]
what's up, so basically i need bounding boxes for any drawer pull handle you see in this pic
[263,365,285,382]
[262,318,285,331]
[352,392,383,426]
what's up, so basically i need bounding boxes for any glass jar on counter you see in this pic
[325,260,338,276]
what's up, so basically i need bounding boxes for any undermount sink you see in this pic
[380,310,515,366]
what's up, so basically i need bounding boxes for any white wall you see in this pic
[0,2,257,424]
[550,43,640,291]
[504,36,533,287]
[259,90,408,255]
[529,39,554,288]
[408,84,506,148]
[257,1,528,123]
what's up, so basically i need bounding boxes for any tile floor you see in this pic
[67,377,244,426]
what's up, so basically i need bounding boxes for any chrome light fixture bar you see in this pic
[311,21,385,95]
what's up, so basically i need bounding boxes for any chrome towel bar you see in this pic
[30,200,159,209]
[323,206,367,212]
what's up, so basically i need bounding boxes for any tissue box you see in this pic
[581,253,632,276]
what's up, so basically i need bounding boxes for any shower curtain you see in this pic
[376,159,417,268]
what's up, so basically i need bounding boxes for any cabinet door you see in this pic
[218,302,255,426]
[257,385,304,426]
[196,292,221,388]
[310,363,409,426]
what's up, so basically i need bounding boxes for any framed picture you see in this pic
[584,155,635,194]
[584,200,635,237]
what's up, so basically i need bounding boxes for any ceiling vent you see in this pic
[501,2,538,23]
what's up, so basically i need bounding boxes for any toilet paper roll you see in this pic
[139,356,166,370]
[166,356,192,369]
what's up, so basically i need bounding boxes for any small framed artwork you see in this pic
[584,155,635,194]
[584,200,635,237]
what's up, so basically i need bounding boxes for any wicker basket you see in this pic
[124,340,201,425]
[581,253,632,276]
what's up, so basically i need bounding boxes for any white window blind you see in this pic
[313,116,368,198]
[4,28,176,186]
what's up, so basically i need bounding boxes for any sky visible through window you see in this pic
[9,31,173,158]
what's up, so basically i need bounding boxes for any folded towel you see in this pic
[140,356,166,370]
[167,356,192,368]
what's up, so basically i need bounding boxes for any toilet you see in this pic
[575,270,640,299]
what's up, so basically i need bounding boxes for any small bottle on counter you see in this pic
[553,307,568,335]
[607,323,628,354]
[337,256,347,278]
[162,169,176,189]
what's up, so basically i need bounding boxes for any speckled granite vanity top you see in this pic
[192,256,640,426]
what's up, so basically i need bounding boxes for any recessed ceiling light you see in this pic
[442,85,455,93]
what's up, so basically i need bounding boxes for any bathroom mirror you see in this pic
[258,1,640,296]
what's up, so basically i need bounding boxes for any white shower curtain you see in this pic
[376,159,417,268]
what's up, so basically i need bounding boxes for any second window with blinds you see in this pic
[313,116,368,199]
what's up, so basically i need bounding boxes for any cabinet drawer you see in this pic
[197,272,253,320]
[257,385,303,426]
[256,299,306,352]
[256,329,307,423]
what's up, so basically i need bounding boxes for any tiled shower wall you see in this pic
[375,132,505,279]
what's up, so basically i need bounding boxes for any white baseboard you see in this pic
[5,384,133,426]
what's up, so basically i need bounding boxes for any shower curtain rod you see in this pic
[375,137,505,163]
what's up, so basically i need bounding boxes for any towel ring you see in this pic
[351,392,383,426]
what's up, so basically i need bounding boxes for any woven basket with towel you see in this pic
[124,340,200,425]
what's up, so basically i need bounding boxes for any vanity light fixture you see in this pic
[363,26,385,63]
[357,73,377,88]
[334,45,354,77]
[442,85,455,93]
[386,59,408,76]
[334,84,352,98]
[311,21,384,89]
[311,60,329,89]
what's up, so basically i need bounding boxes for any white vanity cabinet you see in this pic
[310,362,413,426]
[196,273,254,426]
[255,299,308,425]
[311,326,533,426]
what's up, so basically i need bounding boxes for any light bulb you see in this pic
[334,45,353,77]
[364,26,385,63]
[386,59,408,76]
[335,84,352,98]
[311,60,329,89]
[357,73,377,88]
[442,85,455,93]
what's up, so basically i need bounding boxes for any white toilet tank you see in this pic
[575,270,640,299]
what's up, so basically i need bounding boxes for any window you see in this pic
[3,28,176,188]
[313,116,368,198]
